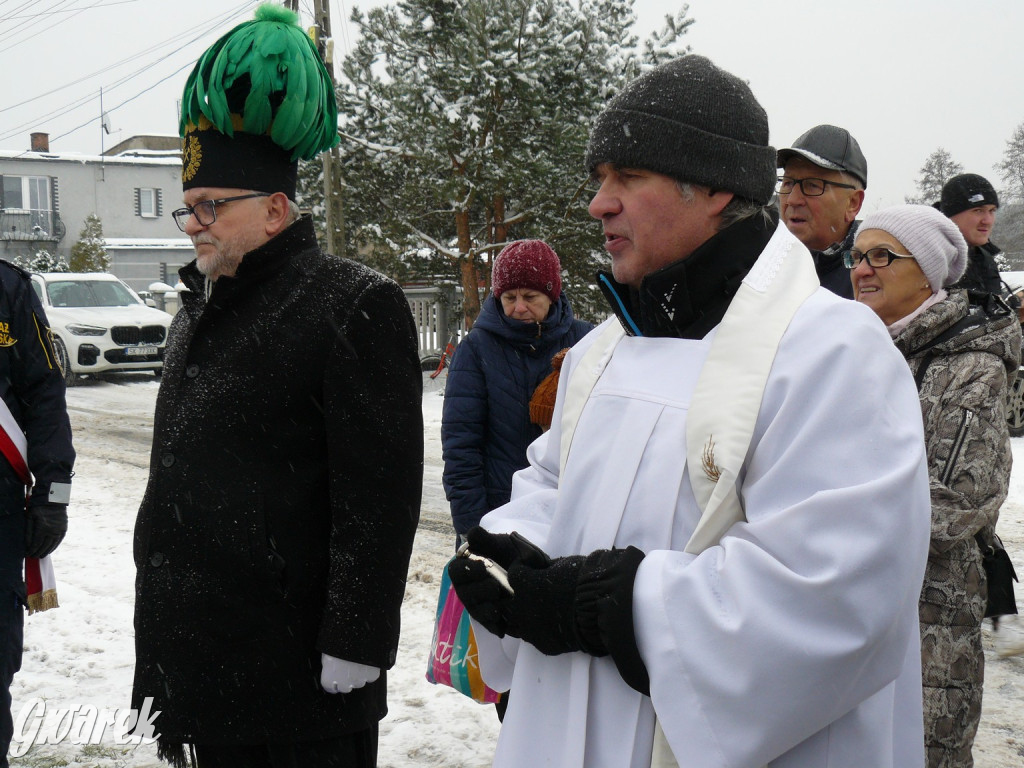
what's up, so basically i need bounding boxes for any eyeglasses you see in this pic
[171,193,270,231]
[776,176,857,197]
[841,247,916,269]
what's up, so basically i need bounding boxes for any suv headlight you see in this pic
[65,324,107,336]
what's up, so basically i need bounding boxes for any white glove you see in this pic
[320,653,381,694]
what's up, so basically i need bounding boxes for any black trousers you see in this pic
[192,725,378,768]
[0,512,25,768]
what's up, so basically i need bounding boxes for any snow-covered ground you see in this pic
[8,373,1024,767]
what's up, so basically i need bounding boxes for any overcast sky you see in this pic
[2,0,1021,210]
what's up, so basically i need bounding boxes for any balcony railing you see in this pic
[1,209,65,241]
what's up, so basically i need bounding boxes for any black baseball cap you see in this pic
[777,124,867,189]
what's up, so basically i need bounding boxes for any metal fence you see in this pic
[124,280,465,365]
[0,209,63,241]
[404,284,461,362]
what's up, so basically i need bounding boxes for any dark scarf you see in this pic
[598,210,778,339]
[809,222,858,300]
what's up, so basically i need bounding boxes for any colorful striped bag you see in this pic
[425,558,502,703]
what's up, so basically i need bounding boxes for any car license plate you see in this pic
[125,346,157,356]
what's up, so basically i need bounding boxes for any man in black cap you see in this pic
[448,55,930,768]
[777,124,867,299]
[938,173,1004,295]
[131,7,423,767]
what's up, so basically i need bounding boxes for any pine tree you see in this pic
[996,121,1024,204]
[24,247,69,273]
[296,158,327,248]
[331,0,692,327]
[905,148,963,205]
[69,214,110,272]
[991,123,1024,265]
[993,204,1024,267]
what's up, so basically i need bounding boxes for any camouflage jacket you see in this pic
[896,290,1020,625]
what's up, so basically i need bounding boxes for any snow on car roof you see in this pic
[32,272,123,282]
[1001,271,1024,292]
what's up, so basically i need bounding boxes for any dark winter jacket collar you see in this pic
[179,214,319,302]
[810,222,858,300]
[810,220,859,264]
[473,292,581,353]
[598,210,778,339]
[978,240,1002,259]
[950,240,1003,295]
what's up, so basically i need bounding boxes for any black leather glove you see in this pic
[449,527,649,693]
[25,503,68,559]
[447,528,549,639]
[463,526,549,570]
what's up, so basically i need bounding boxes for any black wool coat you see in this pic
[131,216,423,749]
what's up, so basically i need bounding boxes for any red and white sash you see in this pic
[0,396,58,614]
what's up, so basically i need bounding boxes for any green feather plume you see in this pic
[179,4,339,160]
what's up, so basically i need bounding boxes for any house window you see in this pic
[1,175,50,212]
[1,175,53,231]
[135,188,162,219]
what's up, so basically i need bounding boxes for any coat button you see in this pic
[150,552,165,567]
[161,453,175,468]
[186,364,200,378]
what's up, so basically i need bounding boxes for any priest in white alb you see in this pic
[449,55,931,768]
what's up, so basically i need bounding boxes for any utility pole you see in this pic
[99,88,107,181]
[311,0,344,257]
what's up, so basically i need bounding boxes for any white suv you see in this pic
[30,272,173,385]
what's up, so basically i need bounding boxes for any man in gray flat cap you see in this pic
[777,124,867,298]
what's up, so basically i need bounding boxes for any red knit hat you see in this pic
[492,240,562,301]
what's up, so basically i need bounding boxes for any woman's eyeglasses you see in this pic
[842,247,915,269]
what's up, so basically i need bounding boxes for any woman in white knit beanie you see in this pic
[846,203,967,331]
[845,203,1022,768]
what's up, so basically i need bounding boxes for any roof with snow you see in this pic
[0,148,181,167]
[104,238,193,249]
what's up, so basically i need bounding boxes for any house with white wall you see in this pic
[0,133,192,292]
[2,134,455,357]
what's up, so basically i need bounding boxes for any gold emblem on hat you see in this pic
[182,134,202,183]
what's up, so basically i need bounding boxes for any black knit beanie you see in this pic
[939,173,1000,218]
[584,55,776,204]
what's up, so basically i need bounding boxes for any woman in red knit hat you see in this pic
[440,239,593,716]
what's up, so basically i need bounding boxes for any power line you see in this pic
[0,2,248,114]
[334,0,352,58]
[47,59,199,147]
[0,1,258,146]
[0,0,95,50]
[1,0,137,20]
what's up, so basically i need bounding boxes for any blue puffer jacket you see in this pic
[441,293,592,534]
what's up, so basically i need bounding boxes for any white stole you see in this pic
[560,226,819,767]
